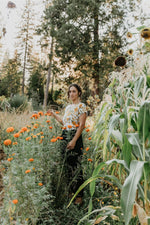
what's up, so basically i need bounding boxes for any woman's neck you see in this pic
[72,99,80,104]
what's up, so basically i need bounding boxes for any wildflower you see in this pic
[33,124,38,129]
[39,139,43,144]
[36,133,41,136]
[38,183,43,186]
[141,28,150,40]
[40,132,44,135]
[29,158,34,162]
[88,137,91,140]
[75,124,79,128]
[114,56,126,67]
[55,111,60,114]
[88,158,93,162]
[7,158,13,162]
[86,147,90,151]
[13,142,18,145]
[127,32,132,38]
[127,49,133,56]
[32,135,37,138]
[62,127,66,130]
[21,127,28,132]
[12,153,16,156]
[14,133,20,138]
[68,125,72,128]
[38,111,44,116]
[102,201,104,204]
[41,136,44,139]
[86,128,90,132]
[31,114,39,119]
[12,199,18,204]
[59,137,63,140]
[33,167,35,170]
[49,126,53,129]
[51,138,57,142]
[26,137,31,141]
[46,120,50,123]
[114,191,117,195]
[6,127,14,133]
[4,139,12,146]
[25,170,31,174]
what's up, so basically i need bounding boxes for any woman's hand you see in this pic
[67,140,76,150]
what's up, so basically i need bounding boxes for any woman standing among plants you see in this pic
[48,84,87,205]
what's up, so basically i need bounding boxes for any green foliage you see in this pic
[8,94,28,112]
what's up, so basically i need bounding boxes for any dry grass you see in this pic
[0,111,33,131]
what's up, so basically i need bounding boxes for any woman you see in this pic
[48,84,87,205]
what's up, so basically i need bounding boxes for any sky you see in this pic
[0,0,150,64]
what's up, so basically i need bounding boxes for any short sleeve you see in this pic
[78,103,87,117]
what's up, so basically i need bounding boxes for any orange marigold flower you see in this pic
[86,128,90,132]
[39,139,43,144]
[49,126,53,129]
[55,111,60,114]
[14,133,20,138]
[51,138,57,142]
[88,158,93,162]
[68,125,72,128]
[29,158,34,162]
[12,153,16,156]
[38,182,43,186]
[75,124,79,127]
[6,127,14,133]
[25,170,31,174]
[40,132,44,135]
[32,167,35,170]
[12,199,18,204]
[58,137,63,140]
[7,157,13,162]
[33,125,38,129]
[33,135,37,138]
[86,147,90,151]
[88,137,91,140]
[41,136,44,139]
[31,114,39,119]
[46,120,50,123]
[13,142,18,145]
[21,127,28,132]
[36,133,41,136]
[38,111,44,116]
[26,137,31,141]
[62,127,66,130]
[4,139,12,146]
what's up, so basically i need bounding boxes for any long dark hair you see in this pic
[67,84,82,99]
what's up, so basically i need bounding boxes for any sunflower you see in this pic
[127,32,132,38]
[114,56,126,67]
[141,28,150,40]
[127,49,133,56]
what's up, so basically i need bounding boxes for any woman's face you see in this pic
[69,86,79,101]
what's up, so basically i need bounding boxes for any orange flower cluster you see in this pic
[38,183,43,186]
[6,127,14,133]
[13,142,18,145]
[49,126,53,129]
[4,139,12,146]
[20,127,28,133]
[12,199,18,204]
[25,170,31,174]
[26,137,31,141]
[31,114,39,119]
[29,158,34,162]
[88,158,93,162]
[51,138,57,142]
[62,127,66,130]
[7,157,13,162]
[55,111,59,114]
[86,128,90,132]
[86,147,90,151]
[46,120,50,123]
[57,136,63,140]
[38,111,44,116]
[88,137,91,140]
[68,125,72,128]
[14,133,20,138]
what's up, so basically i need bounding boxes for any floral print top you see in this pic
[63,102,87,129]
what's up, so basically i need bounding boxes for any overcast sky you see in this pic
[0,0,150,62]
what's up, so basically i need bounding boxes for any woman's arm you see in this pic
[47,110,63,125]
[67,112,87,150]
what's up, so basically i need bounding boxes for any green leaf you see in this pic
[126,133,143,159]
[121,160,145,225]
[134,76,144,99]
[90,162,106,197]
[108,114,120,134]
[88,197,93,214]
[136,26,147,31]
[122,134,132,167]
[111,130,123,148]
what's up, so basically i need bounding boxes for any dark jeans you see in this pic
[60,129,84,197]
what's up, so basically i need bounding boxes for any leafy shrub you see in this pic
[8,94,28,112]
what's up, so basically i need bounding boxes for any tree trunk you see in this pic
[92,0,100,95]
[44,37,54,108]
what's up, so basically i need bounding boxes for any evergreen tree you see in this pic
[42,0,139,97]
